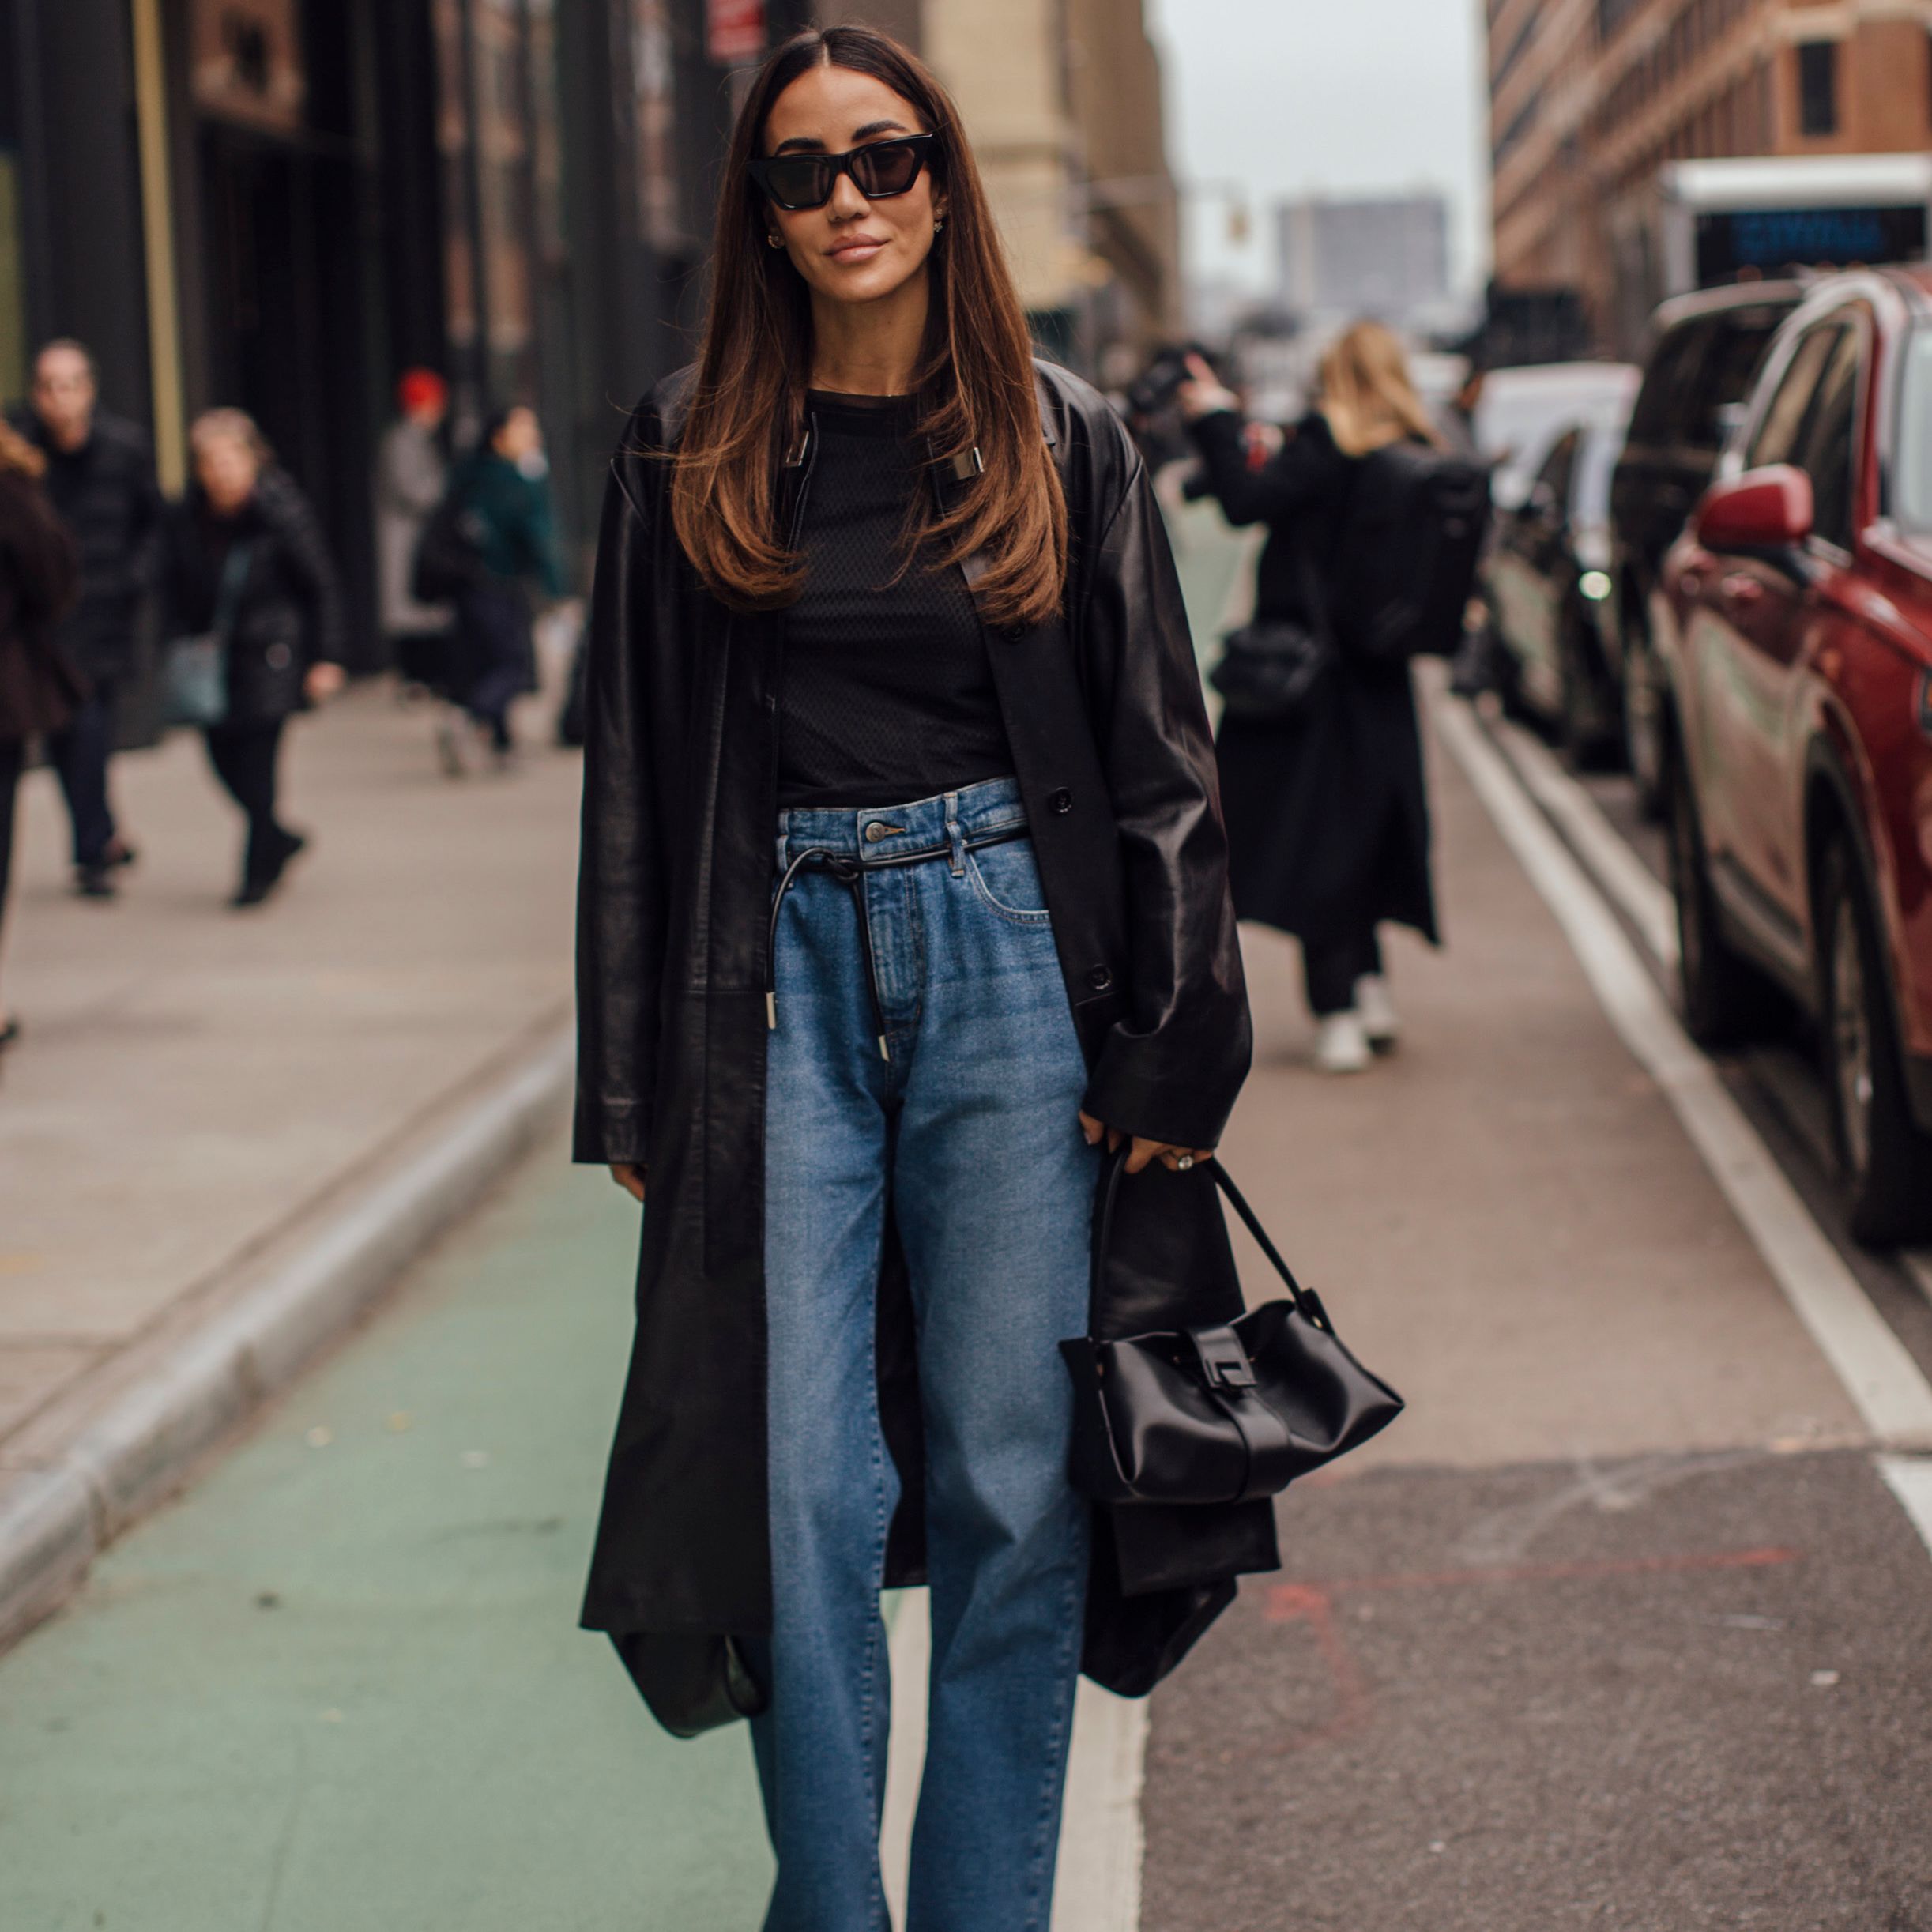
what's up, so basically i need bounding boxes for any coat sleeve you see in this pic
[1075,433,1252,1150]
[573,447,665,1166]
[1188,409,1341,529]
[274,481,347,667]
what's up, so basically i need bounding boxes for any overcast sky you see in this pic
[1142,0,1491,299]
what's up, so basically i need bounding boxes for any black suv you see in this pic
[1610,281,1804,815]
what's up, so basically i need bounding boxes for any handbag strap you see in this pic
[1089,1145,1322,1330]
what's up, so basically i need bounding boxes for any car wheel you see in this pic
[1623,625,1667,819]
[1669,747,1774,1048]
[1817,842,1932,1245]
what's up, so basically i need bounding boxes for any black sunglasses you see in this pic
[750,134,936,213]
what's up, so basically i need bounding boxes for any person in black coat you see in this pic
[1181,321,1444,1074]
[163,410,345,906]
[0,418,82,1053]
[8,340,163,899]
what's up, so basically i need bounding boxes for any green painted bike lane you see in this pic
[0,1142,771,1931]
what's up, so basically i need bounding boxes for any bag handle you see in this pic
[1089,1145,1321,1330]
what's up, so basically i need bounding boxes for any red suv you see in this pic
[1656,269,1932,1243]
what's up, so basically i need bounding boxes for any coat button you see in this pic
[1048,787,1072,814]
[1087,965,1113,992]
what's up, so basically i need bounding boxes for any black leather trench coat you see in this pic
[575,359,1276,1735]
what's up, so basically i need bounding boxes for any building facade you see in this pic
[0,0,1171,672]
[1275,192,1452,329]
[1488,0,1932,353]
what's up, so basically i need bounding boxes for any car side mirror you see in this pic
[1692,464,1813,552]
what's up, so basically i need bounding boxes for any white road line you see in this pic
[881,1587,1147,1932]
[1488,712,1680,972]
[1876,1455,1932,1561]
[1435,691,1932,1445]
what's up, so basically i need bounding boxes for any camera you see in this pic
[1125,341,1217,420]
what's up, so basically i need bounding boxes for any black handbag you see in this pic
[1207,533,1334,721]
[1060,1152,1403,1506]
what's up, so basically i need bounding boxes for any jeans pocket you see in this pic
[964,838,1053,925]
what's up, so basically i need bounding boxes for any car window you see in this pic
[1744,322,1840,470]
[1794,325,1862,551]
[1682,314,1783,451]
[1535,429,1578,505]
[1572,418,1626,529]
[1629,323,1707,444]
[1896,326,1932,537]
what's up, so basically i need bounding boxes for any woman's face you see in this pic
[759,64,943,314]
[195,434,259,516]
[491,406,541,463]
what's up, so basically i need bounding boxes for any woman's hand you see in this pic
[1079,1111,1214,1176]
[305,662,345,704]
[1175,352,1239,423]
[609,1162,646,1203]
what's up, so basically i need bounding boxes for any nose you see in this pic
[826,170,869,220]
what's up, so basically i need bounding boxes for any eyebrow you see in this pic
[772,117,913,156]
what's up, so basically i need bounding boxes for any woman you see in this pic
[375,366,450,681]
[0,418,81,1057]
[164,410,344,906]
[1181,322,1443,1074]
[576,26,1264,1930]
[441,403,563,772]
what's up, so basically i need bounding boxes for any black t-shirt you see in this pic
[777,390,1011,809]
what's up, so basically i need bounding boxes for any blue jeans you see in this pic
[750,774,1100,1932]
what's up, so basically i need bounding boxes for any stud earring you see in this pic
[766,233,785,249]
[933,218,945,233]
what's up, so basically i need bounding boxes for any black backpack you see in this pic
[410,491,491,604]
[1331,442,1489,665]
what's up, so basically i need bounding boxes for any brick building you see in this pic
[1488,0,1932,354]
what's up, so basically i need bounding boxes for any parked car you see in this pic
[1610,281,1806,815]
[1483,397,1634,763]
[1474,361,1641,514]
[1655,268,1932,1243]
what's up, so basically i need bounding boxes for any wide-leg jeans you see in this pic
[750,773,1100,1932]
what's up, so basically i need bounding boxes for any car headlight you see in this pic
[1579,570,1612,602]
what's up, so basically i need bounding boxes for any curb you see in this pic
[0,1026,575,1650]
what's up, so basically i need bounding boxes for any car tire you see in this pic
[1817,841,1932,1246]
[1622,621,1668,821]
[1669,746,1776,1048]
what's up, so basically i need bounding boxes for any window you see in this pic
[1890,327,1932,537]
[1792,325,1862,550]
[1744,322,1840,471]
[1685,309,1787,451]
[1798,41,1838,137]
[1629,322,1711,446]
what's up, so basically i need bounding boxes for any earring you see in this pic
[766,233,785,249]
[933,218,945,233]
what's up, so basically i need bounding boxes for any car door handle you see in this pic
[1719,574,1763,605]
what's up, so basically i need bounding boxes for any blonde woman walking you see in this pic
[1181,321,1444,1072]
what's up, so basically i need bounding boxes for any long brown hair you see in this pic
[669,26,1066,628]
[0,419,47,480]
[1318,321,1444,458]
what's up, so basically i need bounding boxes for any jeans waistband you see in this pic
[776,773,1028,864]
[768,774,1031,1062]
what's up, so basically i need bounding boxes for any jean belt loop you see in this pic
[945,790,965,876]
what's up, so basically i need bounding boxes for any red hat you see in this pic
[397,367,447,416]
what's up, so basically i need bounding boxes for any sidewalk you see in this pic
[0,682,582,1633]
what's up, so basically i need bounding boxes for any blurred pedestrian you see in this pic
[162,410,345,907]
[8,340,162,900]
[0,419,81,1057]
[438,404,563,774]
[374,367,451,687]
[575,26,1256,1930]
[1181,320,1444,1074]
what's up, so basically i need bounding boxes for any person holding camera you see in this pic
[1179,322,1444,1074]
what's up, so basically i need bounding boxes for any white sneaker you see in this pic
[1313,1010,1373,1074]
[1354,974,1399,1051]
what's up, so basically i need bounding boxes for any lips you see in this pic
[827,237,888,262]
